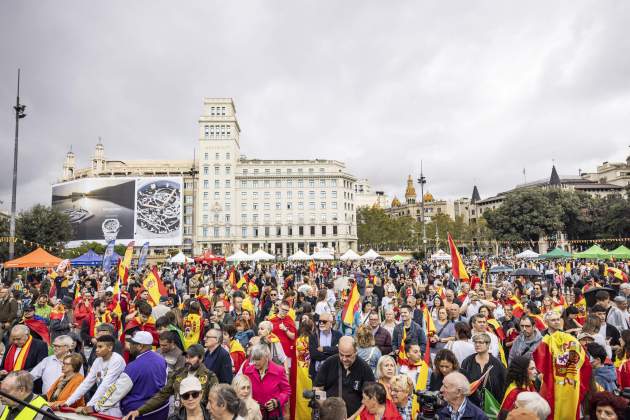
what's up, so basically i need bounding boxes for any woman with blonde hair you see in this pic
[389,374,414,420]
[375,355,397,399]
[231,374,262,420]
[356,325,382,373]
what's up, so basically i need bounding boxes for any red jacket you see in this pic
[359,399,402,420]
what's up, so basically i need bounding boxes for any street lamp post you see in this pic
[9,69,27,261]
[417,161,427,256]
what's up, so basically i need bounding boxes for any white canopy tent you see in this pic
[251,249,276,261]
[361,249,381,260]
[288,249,310,261]
[168,251,195,264]
[515,249,540,259]
[339,249,361,261]
[431,249,452,261]
[226,249,254,262]
[311,250,334,260]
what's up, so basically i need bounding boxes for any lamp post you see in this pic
[417,161,427,256]
[9,69,27,261]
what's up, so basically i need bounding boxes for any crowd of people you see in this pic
[0,255,628,420]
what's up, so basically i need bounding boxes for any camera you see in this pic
[302,390,322,420]
[302,390,320,400]
[414,390,444,419]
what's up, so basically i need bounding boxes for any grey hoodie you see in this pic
[508,329,542,364]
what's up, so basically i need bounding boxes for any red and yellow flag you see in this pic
[118,241,135,285]
[398,327,408,364]
[422,306,436,364]
[447,233,469,281]
[341,283,360,326]
[236,272,247,289]
[608,267,629,282]
[533,331,591,420]
[143,267,167,306]
[228,267,238,289]
[309,260,316,273]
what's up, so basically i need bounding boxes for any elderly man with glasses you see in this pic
[309,311,342,379]
[29,335,82,395]
[203,328,234,384]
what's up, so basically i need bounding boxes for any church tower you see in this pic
[63,148,76,179]
[404,175,417,204]
[92,140,106,173]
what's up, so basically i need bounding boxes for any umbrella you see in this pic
[510,268,541,277]
[489,265,514,274]
[584,287,617,307]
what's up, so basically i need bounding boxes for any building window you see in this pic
[332,191,337,198]
[203,227,208,237]
[241,180,247,188]
[241,202,247,210]
[275,202,281,210]
[332,202,337,209]
[264,203,270,210]
[214,166,220,175]
[226,166,231,175]
[214,227,220,237]
[210,106,215,116]
[241,192,247,199]
[222,106,226,115]
[320,202,326,209]
[215,180,220,188]
[287,202,293,210]
[310,226,316,236]
[241,213,247,222]
[309,168,314,173]
[253,227,259,237]
[225,214,231,222]
[253,192,259,199]
[264,227,270,237]
[226,152,230,160]
[298,179,304,187]
[288,226,293,236]
[264,192,271,200]
[203,179,209,189]
[225,227,230,237]
[225,192,231,199]
[275,180,281,187]
[215,153,220,160]
[320,179,326,187]
[203,214,208,223]
[331,179,337,187]
[287,180,293,188]
[309,179,315,187]
[253,203,258,210]
[299,226,304,236]
[225,180,231,188]
[203,166,209,175]
[309,191,315,199]
[276,226,281,236]
[242,227,247,238]
[203,192,209,200]
[298,202,304,210]
[333,225,338,235]
[243,169,248,175]
[321,191,326,198]
[214,192,220,199]
[264,180,270,187]
[203,202,209,210]
[204,152,209,160]
[254,169,259,174]
[264,213,270,222]
[275,191,281,199]
[322,226,327,235]
[204,126,209,137]
[253,180,259,188]
[287,169,293,174]
[298,191,304,199]
[309,202,315,209]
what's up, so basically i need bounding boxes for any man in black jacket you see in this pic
[367,311,392,355]
[202,328,233,384]
[309,311,342,379]
[392,305,427,358]
[0,325,48,393]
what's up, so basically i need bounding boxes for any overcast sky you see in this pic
[1,1,629,212]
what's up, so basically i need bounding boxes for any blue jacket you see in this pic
[437,398,488,420]
[594,365,618,392]
[203,345,234,384]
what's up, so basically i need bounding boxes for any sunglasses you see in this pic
[181,391,200,400]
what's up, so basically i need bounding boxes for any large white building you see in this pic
[56,98,358,258]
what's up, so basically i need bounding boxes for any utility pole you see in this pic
[9,69,27,261]
[417,161,427,256]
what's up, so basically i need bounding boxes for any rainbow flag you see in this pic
[533,331,591,420]
[448,233,469,280]
[341,283,360,326]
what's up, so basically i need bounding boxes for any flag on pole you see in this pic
[533,331,591,420]
[341,283,360,326]
[483,389,501,419]
[309,260,316,273]
[236,272,247,289]
[448,233,469,281]
[228,267,238,289]
[422,305,435,364]
[143,267,167,306]
[398,327,408,365]
[102,240,116,272]
[119,241,135,285]
[136,242,150,273]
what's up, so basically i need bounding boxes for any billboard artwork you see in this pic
[52,177,183,247]
[134,177,182,246]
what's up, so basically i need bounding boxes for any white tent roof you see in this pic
[226,249,253,262]
[311,250,334,260]
[288,249,310,261]
[361,249,381,260]
[339,249,361,261]
[515,249,540,259]
[168,251,194,264]
[431,249,452,261]
[251,249,276,261]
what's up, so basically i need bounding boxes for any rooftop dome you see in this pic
[423,192,434,202]
[391,197,401,207]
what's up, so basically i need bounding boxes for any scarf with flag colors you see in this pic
[408,360,430,419]
[23,317,50,345]
[229,339,246,373]
[341,283,360,326]
[533,331,591,420]
[448,233,469,280]
[3,335,33,372]
[500,382,536,412]
[118,241,135,285]
[143,267,167,306]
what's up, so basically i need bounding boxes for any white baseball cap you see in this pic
[129,331,153,345]
[179,375,202,395]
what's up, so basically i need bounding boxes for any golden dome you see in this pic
[404,175,417,200]
[391,197,401,207]
[423,192,434,202]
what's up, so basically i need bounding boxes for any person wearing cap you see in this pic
[167,376,211,420]
[124,343,217,420]
[578,331,596,347]
[78,331,168,419]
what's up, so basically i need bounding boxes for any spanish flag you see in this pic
[422,306,435,364]
[447,233,469,281]
[341,283,360,326]
[607,267,628,282]
[309,260,316,273]
[118,241,135,285]
[398,327,408,364]
[236,272,247,289]
[143,267,167,306]
[228,267,238,289]
[533,331,591,420]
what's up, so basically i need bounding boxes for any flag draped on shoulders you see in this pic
[448,233,469,281]
[533,331,591,420]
